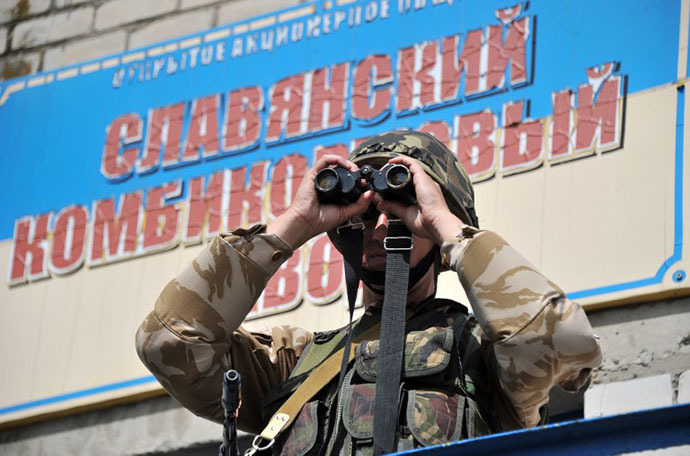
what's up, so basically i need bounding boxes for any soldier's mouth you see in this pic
[363,252,386,270]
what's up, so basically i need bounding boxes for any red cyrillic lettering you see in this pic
[550,89,574,159]
[89,192,142,264]
[308,63,349,132]
[418,121,452,149]
[306,234,344,304]
[270,154,308,218]
[184,171,226,244]
[352,55,392,121]
[454,110,497,180]
[227,162,268,228]
[143,181,182,250]
[575,76,621,153]
[396,41,439,112]
[140,102,184,172]
[442,30,482,98]
[500,101,544,173]
[50,205,88,274]
[314,143,348,162]
[258,248,303,313]
[486,17,529,90]
[223,86,263,152]
[266,74,305,142]
[8,213,51,285]
[101,113,142,180]
[183,95,220,161]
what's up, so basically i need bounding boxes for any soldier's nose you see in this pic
[376,212,388,229]
[372,213,388,242]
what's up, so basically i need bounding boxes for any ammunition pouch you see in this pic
[266,300,495,455]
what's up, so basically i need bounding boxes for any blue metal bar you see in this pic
[398,403,690,456]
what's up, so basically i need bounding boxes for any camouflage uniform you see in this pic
[136,130,602,452]
[135,225,602,445]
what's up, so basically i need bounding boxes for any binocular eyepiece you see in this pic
[315,163,416,206]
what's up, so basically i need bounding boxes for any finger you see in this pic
[388,156,433,184]
[396,156,431,179]
[313,154,353,172]
[343,159,359,172]
[339,190,374,221]
[388,155,418,167]
[376,198,406,221]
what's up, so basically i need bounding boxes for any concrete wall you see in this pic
[0,0,304,81]
[0,395,223,455]
[584,297,690,418]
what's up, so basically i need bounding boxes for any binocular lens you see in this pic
[316,168,339,192]
[385,164,410,188]
[315,163,415,206]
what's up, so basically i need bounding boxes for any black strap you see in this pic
[373,220,411,455]
[335,225,363,392]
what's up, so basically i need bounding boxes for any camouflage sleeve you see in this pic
[441,229,602,429]
[135,224,313,433]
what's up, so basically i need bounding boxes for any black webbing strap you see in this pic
[335,224,363,392]
[373,219,412,455]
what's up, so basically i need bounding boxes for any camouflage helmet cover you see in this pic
[347,130,479,228]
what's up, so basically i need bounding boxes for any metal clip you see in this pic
[336,222,365,234]
[384,236,414,251]
[244,435,275,456]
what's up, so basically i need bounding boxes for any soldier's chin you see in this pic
[365,282,385,294]
[363,257,386,270]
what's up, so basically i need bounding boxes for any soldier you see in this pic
[136,130,602,455]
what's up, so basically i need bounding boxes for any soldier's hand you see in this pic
[267,155,373,249]
[375,156,466,244]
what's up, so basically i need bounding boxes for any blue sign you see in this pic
[0,0,680,285]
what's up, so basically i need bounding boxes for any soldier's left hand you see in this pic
[375,156,466,244]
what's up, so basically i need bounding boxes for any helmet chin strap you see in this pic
[360,243,438,293]
[333,222,364,394]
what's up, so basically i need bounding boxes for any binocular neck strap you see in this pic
[373,220,412,455]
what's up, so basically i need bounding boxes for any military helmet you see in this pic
[349,129,478,227]
[326,129,478,257]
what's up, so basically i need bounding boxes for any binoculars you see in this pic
[315,163,416,206]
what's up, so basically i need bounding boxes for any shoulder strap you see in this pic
[260,318,362,422]
[253,318,383,448]
[289,326,348,379]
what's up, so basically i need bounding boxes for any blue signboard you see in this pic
[0,0,680,286]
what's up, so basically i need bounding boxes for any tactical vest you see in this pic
[262,299,496,456]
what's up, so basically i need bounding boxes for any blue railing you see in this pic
[399,403,690,455]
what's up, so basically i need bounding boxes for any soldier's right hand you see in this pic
[266,154,373,249]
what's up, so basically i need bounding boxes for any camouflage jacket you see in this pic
[136,225,602,437]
